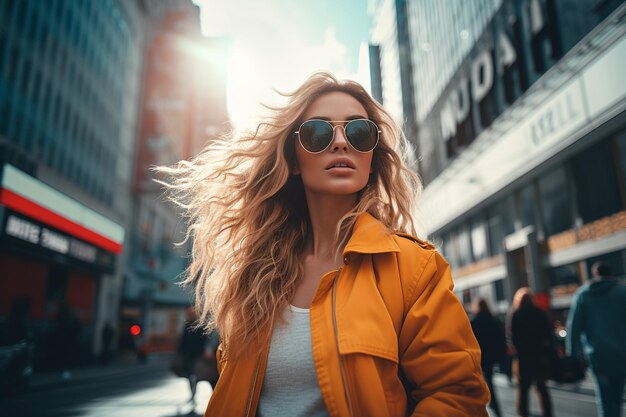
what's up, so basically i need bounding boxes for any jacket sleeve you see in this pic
[398,250,490,417]
[566,290,585,358]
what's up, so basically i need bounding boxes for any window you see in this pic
[487,197,515,255]
[458,226,472,266]
[0,95,8,137]
[6,47,20,82]
[586,249,626,280]
[549,262,581,299]
[571,139,622,223]
[516,183,539,229]
[494,279,505,301]
[443,231,460,269]
[470,216,488,260]
[538,166,573,236]
[616,131,626,202]
[0,31,6,71]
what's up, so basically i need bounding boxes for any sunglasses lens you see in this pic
[299,120,333,152]
[346,120,378,152]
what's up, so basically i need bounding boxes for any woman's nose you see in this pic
[330,125,349,151]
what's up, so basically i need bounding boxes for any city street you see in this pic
[2,355,623,417]
[1,355,213,417]
[488,374,624,417]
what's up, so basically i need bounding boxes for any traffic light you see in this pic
[130,324,141,336]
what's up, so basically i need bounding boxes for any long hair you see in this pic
[158,72,422,358]
[471,297,492,317]
[512,287,534,310]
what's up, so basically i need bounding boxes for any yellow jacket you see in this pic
[205,213,489,416]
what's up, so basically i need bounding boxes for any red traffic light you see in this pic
[130,324,141,336]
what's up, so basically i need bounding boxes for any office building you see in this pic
[374,0,626,320]
[0,0,145,364]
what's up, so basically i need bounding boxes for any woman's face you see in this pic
[293,91,374,197]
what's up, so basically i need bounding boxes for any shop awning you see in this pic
[0,164,125,254]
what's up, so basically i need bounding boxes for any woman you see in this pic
[161,73,489,416]
[510,287,554,417]
[471,298,506,417]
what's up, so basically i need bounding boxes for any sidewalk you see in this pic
[29,353,172,392]
[494,371,626,400]
[28,357,617,400]
[547,372,596,396]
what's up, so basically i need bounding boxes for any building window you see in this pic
[470,216,488,261]
[443,231,460,270]
[458,225,472,267]
[571,138,622,223]
[538,165,573,236]
[516,182,539,229]
[586,249,626,280]
[616,130,626,204]
[548,263,580,297]
[487,196,515,255]
[494,279,505,301]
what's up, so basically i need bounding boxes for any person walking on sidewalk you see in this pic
[567,262,626,417]
[510,287,554,417]
[160,72,489,416]
[471,298,506,417]
[176,308,219,408]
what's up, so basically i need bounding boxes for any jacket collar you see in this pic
[343,212,400,255]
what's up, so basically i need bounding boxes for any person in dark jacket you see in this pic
[567,262,626,417]
[471,298,506,417]
[51,304,82,381]
[177,308,219,407]
[510,287,554,417]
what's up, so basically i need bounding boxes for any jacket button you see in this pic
[343,256,349,265]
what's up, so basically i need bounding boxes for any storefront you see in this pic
[0,164,124,367]
[417,6,626,316]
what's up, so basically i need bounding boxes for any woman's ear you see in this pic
[292,163,301,175]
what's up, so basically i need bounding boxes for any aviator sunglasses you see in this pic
[295,119,381,153]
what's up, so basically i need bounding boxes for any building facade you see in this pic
[370,0,420,171]
[374,0,626,320]
[122,2,230,353]
[412,0,626,320]
[0,0,146,365]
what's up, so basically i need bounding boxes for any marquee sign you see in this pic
[0,164,124,254]
[3,211,115,271]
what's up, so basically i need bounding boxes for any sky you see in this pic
[193,0,373,128]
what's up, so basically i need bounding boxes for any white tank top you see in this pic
[257,305,329,417]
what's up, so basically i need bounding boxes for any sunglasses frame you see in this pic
[295,118,381,154]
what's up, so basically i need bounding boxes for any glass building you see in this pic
[0,0,144,364]
[407,0,502,124]
[373,0,626,320]
[0,0,134,204]
[370,0,419,170]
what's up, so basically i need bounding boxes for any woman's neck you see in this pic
[303,192,357,260]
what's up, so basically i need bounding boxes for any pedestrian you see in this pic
[160,72,489,416]
[176,308,219,408]
[567,262,626,417]
[471,298,506,417]
[101,322,115,363]
[510,287,554,417]
[6,297,32,344]
[50,304,82,381]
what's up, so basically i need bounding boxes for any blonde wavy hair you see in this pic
[159,72,422,358]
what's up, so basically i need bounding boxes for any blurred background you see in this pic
[0,0,625,416]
